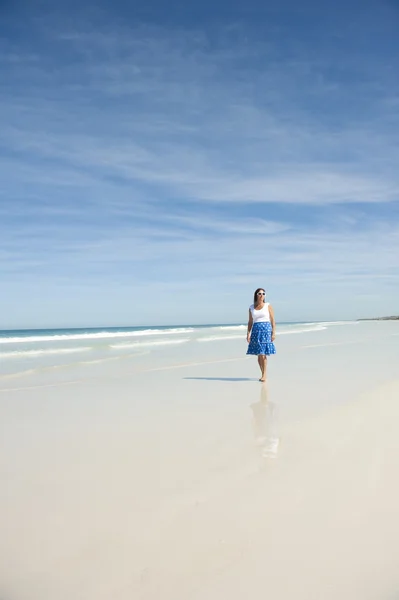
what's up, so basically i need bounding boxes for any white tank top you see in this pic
[250,303,270,323]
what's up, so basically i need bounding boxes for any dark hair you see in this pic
[253,288,266,304]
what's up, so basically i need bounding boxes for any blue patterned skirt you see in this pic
[247,322,276,356]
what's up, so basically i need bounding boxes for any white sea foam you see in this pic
[0,347,92,359]
[0,328,194,345]
[198,335,245,342]
[110,338,190,349]
[199,323,327,341]
[277,324,327,335]
[319,320,358,326]
[216,325,246,331]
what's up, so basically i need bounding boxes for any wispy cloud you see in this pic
[2,18,399,204]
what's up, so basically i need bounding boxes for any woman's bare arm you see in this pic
[247,309,253,343]
[268,304,276,341]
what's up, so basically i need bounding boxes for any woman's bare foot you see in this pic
[259,377,266,382]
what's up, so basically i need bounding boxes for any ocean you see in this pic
[0,321,350,378]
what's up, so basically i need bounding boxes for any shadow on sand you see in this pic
[183,377,256,382]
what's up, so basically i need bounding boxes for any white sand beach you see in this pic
[1,320,398,600]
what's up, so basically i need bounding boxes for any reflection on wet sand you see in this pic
[250,383,279,464]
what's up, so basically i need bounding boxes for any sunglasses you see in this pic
[257,292,265,295]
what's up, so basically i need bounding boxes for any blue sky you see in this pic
[1,0,398,328]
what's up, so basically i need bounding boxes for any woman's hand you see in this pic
[271,332,276,342]
[247,332,251,343]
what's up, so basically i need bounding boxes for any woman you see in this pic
[246,288,276,381]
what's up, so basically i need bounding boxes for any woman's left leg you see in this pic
[258,354,267,381]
